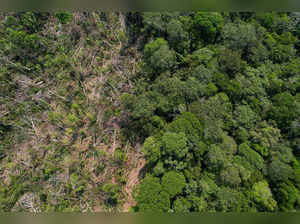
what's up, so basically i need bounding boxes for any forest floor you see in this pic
[123,143,146,212]
[0,12,144,212]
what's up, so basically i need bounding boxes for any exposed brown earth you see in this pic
[122,143,146,212]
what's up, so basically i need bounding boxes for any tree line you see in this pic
[121,12,300,212]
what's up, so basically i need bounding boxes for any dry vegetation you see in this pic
[0,12,143,212]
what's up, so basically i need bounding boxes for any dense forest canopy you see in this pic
[0,12,300,212]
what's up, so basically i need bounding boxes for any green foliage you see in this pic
[19,12,49,33]
[173,197,191,212]
[166,19,189,53]
[190,93,232,142]
[216,187,248,212]
[268,92,300,131]
[274,181,300,211]
[142,136,162,164]
[249,121,281,149]
[189,48,214,65]
[124,11,300,212]
[268,158,294,183]
[192,12,224,44]
[221,23,257,52]
[167,112,203,144]
[113,148,127,165]
[252,181,278,211]
[205,144,229,172]
[153,161,165,176]
[55,12,73,24]
[135,175,170,212]
[259,12,290,34]
[180,112,203,135]
[0,174,30,211]
[238,143,264,170]
[233,105,259,129]
[142,12,177,36]
[220,134,237,155]
[144,38,176,73]
[198,174,219,198]
[220,165,241,187]
[102,183,120,207]
[2,11,300,212]
[161,171,186,197]
[167,118,194,136]
[218,48,247,76]
[233,156,254,174]
[122,93,155,120]
[3,28,47,67]
[162,132,188,160]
